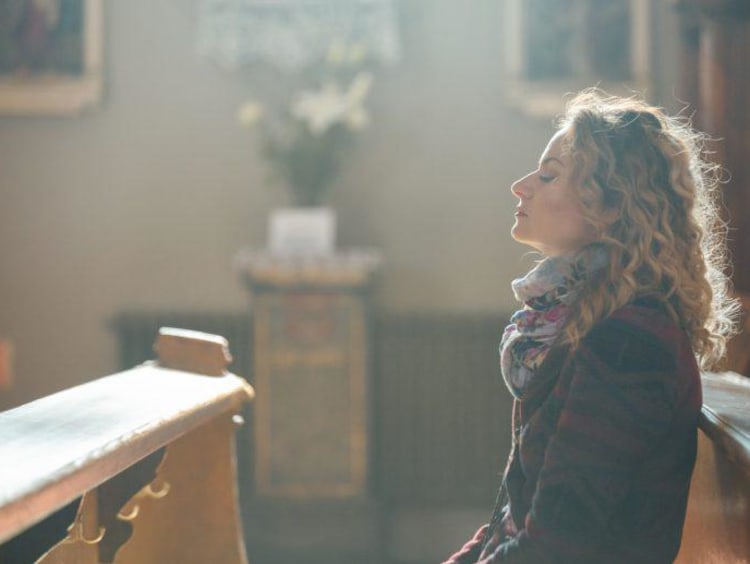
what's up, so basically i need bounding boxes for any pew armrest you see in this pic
[676,371,750,563]
[699,372,750,468]
[0,328,254,563]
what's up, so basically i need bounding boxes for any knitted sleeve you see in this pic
[440,525,488,564]
[481,314,683,563]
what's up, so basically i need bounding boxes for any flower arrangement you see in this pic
[238,42,374,207]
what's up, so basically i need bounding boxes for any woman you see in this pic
[443,90,738,563]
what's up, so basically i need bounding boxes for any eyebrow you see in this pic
[540,156,565,167]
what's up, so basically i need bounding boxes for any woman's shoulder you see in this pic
[570,297,701,418]
[580,297,693,374]
[603,296,681,333]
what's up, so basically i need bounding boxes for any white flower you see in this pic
[291,82,348,135]
[290,72,374,135]
[346,107,370,130]
[347,44,367,65]
[326,40,347,66]
[342,72,373,130]
[347,71,373,104]
[237,101,264,127]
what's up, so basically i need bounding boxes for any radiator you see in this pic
[375,313,512,506]
[112,310,512,507]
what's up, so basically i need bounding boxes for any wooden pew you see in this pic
[676,372,750,563]
[0,328,254,563]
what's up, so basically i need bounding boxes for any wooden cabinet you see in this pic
[253,290,369,498]
[240,250,382,561]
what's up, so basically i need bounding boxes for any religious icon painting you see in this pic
[0,0,103,116]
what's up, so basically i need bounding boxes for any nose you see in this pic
[511,172,534,199]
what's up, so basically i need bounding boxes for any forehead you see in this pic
[541,129,572,163]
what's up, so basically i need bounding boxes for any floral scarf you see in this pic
[500,244,608,399]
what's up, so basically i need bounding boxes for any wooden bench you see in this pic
[0,328,254,563]
[677,371,750,563]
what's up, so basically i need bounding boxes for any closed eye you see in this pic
[539,174,556,183]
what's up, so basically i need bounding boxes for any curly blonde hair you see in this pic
[557,89,738,369]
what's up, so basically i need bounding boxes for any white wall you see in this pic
[0,0,683,408]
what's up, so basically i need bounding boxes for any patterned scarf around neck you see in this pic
[500,244,608,399]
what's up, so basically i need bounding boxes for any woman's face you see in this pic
[510,130,596,257]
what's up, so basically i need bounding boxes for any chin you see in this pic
[510,225,527,243]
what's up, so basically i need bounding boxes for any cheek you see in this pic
[546,196,590,234]
[544,193,581,219]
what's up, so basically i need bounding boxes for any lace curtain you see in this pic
[197,0,401,71]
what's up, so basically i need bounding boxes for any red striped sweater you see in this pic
[444,300,702,563]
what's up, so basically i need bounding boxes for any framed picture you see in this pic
[0,0,103,116]
[504,0,651,118]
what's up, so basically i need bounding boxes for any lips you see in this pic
[515,208,528,217]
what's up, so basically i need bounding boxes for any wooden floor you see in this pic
[240,500,488,564]
[246,553,428,564]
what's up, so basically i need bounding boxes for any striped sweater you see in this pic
[444,300,702,563]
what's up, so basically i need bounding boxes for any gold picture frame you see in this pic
[0,0,103,116]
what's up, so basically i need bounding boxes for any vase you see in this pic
[268,207,336,256]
